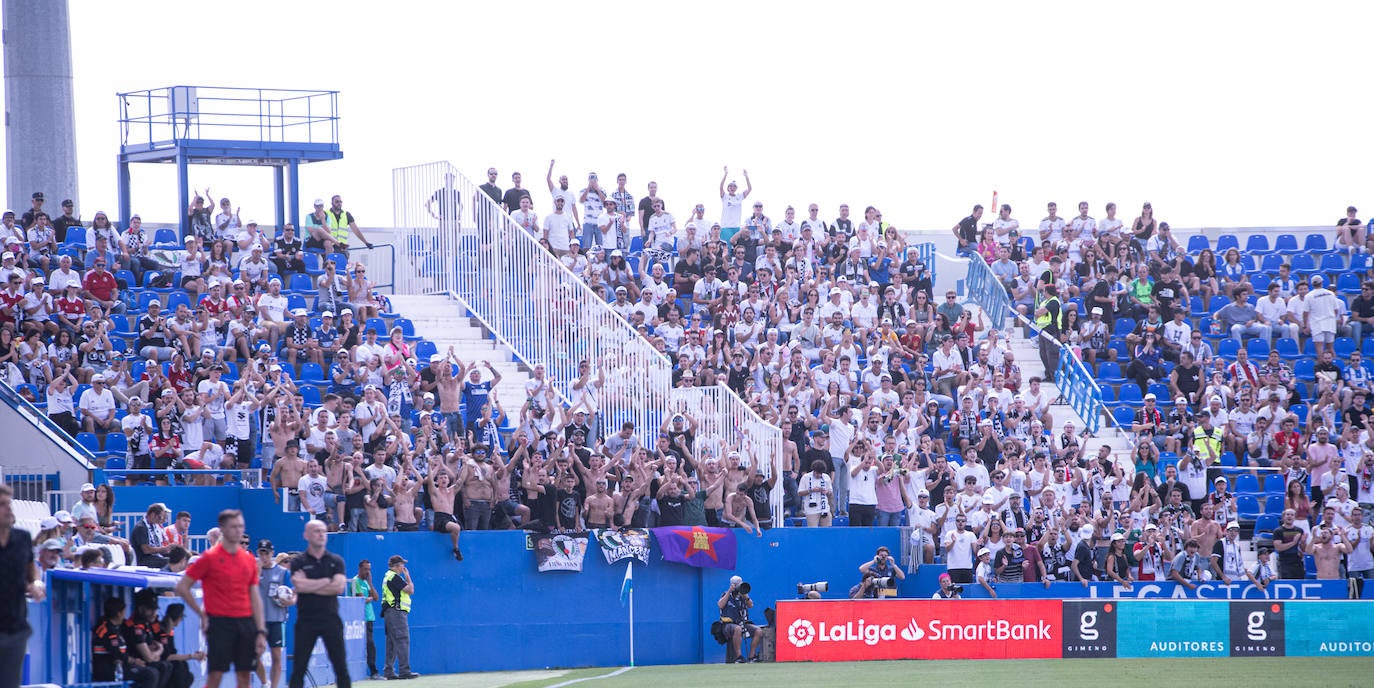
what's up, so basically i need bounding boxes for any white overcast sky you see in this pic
[5,0,1372,232]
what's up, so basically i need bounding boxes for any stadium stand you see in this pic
[6,181,1374,590]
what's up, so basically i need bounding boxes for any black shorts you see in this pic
[396,522,419,532]
[207,616,258,673]
[181,275,202,288]
[433,512,458,532]
[265,621,285,648]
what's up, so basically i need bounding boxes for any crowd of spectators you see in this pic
[7,174,1374,588]
[483,167,1374,588]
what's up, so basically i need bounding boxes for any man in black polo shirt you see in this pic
[951,204,983,257]
[1,484,45,688]
[288,520,350,688]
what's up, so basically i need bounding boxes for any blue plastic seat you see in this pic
[1275,337,1300,360]
[1217,452,1238,468]
[1249,274,1270,292]
[64,226,88,246]
[1272,234,1299,254]
[1291,362,1317,388]
[302,253,325,277]
[1259,254,1285,274]
[1097,361,1125,384]
[165,291,192,312]
[1303,233,1328,252]
[1188,295,1206,317]
[1246,338,1270,358]
[1244,235,1271,254]
[300,385,322,406]
[1112,406,1135,429]
[1234,474,1260,496]
[1237,495,1260,520]
[152,228,180,249]
[1186,235,1209,253]
[1112,317,1135,337]
[1319,252,1345,273]
[102,433,128,458]
[414,340,438,361]
[1254,513,1279,536]
[1264,498,1285,515]
[1147,382,1171,400]
[102,456,127,482]
[1118,383,1144,408]
[287,294,308,312]
[1288,254,1316,273]
[1334,337,1356,358]
[1217,338,1241,359]
[288,273,317,295]
[1262,474,1286,496]
[75,432,101,454]
[1215,235,1240,253]
[393,318,420,342]
[1336,273,1361,294]
[365,317,388,335]
[300,362,327,383]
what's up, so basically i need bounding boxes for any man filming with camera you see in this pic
[718,576,762,663]
[850,546,904,599]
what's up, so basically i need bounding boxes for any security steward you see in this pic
[718,576,762,664]
[288,521,350,688]
[1034,283,1064,382]
[381,555,419,680]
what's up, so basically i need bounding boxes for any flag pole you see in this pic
[629,576,636,667]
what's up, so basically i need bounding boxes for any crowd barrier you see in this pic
[775,599,1374,661]
[391,161,784,522]
[962,252,1012,327]
[1055,347,1104,435]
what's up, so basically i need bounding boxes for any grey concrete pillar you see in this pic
[3,0,78,216]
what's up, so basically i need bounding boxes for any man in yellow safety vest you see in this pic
[380,554,418,679]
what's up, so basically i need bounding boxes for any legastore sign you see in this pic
[775,600,1062,661]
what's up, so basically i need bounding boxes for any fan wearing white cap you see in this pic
[1209,520,1252,585]
[78,371,118,434]
[974,546,997,597]
[254,276,290,349]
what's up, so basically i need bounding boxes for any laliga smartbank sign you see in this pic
[776,600,1062,661]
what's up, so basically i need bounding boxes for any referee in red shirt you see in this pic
[175,509,267,688]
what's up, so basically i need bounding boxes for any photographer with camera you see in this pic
[718,576,761,663]
[931,572,963,599]
[855,546,905,598]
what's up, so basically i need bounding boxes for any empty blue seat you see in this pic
[287,294,308,312]
[1254,513,1279,536]
[1264,498,1285,515]
[1246,338,1270,358]
[1336,273,1361,294]
[64,226,88,246]
[1188,295,1206,317]
[1186,235,1209,253]
[300,385,322,406]
[1097,361,1125,384]
[1262,474,1286,495]
[1118,383,1144,408]
[166,291,192,312]
[1319,253,1345,274]
[102,456,127,482]
[1112,406,1135,429]
[393,317,420,341]
[1217,338,1241,358]
[1234,474,1260,496]
[75,432,100,454]
[1272,234,1299,254]
[1303,233,1328,252]
[302,253,325,276]
[1215,235,1240,253]
[1249,274,1270,292]
[1293,359,1315,380]
[1147,382,1171,400]
[103,433,128,458]
[1288,254,1316,273]
[288,273,317,295]
[365,317,388,335]
[1244,235,1271,254]
[300,362,327,383]
[1237,495,1260,520]
[1259,254,1285,273]
[414,340,437,361]
[1113,318,1135,336]
[1334,337,1356,358]
[1218,452,1238,468]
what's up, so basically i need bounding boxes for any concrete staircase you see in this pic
[387,294,533,414]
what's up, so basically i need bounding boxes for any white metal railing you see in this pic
[392,162,786,524]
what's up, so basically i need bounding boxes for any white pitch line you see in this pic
[545,666,633,688]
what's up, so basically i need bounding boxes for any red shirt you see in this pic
[83,270,118,301]
[185,543,259,618]
[57,294,87,319]
[0,289,22,324]
[168,367,194,393]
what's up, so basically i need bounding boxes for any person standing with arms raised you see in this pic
[381,554,419,680]
[176,509,267,688]
[288,520,350,688]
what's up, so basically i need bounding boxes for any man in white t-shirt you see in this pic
[196,365,230,443]
[256,277,290,349]
[546,160,580,226]
[718,167,751,242]
[79,373,118,434]
[1344,507,1374,586]
[1305,275,1344,357]
[943,515,979,584]
[542,197,575,256]
[646,199,677,252]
